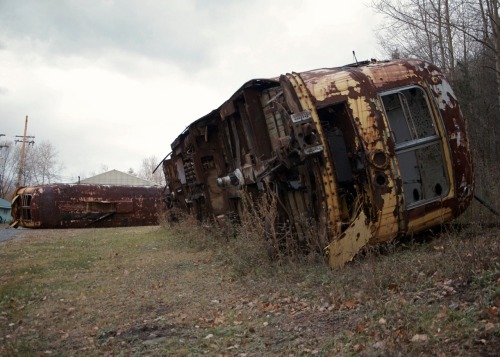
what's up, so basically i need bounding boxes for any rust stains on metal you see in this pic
[162,59,474,268]
[11,184,164,228]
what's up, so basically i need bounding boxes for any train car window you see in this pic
[86,202,116,213]
[21,194,32,221]
[381,86,449,208]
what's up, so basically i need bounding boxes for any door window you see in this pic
[381,87,449,207]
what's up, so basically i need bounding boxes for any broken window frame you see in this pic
[21,194,32,221]
[379,85,451,209]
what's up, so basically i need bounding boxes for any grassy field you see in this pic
[0,219,499,356]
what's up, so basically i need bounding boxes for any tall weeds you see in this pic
[159,187,330,277]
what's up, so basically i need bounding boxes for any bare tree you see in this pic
[138,155,165,185]
[372,0,456,72]
[485,0,500,108]
[29,140,65,185]
[372,0,500,106]
[0,140,18,198]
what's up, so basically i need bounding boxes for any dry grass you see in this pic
[0,219,499,356]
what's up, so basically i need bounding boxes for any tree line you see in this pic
[0,138,165,199]
[372,0,500,212]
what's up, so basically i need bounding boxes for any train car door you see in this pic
[380,86,450,212]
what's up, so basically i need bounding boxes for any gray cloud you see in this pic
[0,0,217,69]
[0,0,309,73]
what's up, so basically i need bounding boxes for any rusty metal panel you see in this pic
[161,59,474,268]
[11,184,164,229]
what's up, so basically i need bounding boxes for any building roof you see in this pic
[79,169,159,187]
[0,197,11,209]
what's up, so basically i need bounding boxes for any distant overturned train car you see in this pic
[162,59,474,268]
[11,184,164,228]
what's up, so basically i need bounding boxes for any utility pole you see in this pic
[15,116,35,190]
[0,134,7,195]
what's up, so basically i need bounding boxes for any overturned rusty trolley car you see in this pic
[11,184,164,228]
[162,59,474,268]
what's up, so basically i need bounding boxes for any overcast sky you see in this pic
[0,0,383,181]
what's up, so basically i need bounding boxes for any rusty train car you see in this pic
[11,184,164,228]
[162,59,474,268]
